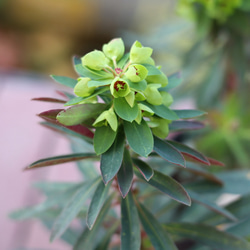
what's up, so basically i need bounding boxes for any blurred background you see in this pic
[1,0,250,249]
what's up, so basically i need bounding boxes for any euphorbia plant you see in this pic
[11,38,250,250]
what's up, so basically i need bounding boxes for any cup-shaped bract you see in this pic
[160,92,174,107]
[144,84,162,105]
[110,77,130,98]
[103,38,125,61]
[93,108,118,132]
[130,41,153,64]
[81,50,110,71]
[125,64,148,82]
[74,77,95,97]
[150,117,170,138]
[146,73,168,87]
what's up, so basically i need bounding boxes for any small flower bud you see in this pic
[130,41,153,64]
[74,77,95,97]
[103,38,125,61]
[110,77,130,98]
[81,50,109,71]
[93,108,118,132]
[125,64,148,82]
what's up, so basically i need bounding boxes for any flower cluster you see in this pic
[72,38,173,140]
[177,0,242,23]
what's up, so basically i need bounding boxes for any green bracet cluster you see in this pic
[56,38,175,158]
[177,0,242,23]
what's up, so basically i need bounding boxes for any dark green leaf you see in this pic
[117,148,134,198]
[142,102,179,120]
[165,223,250,250]
[50,177,100,241]
[25,153,97,170]
[169,121,205,131]
[154,136,185,167]
[100,128,125,184]
[227,217,250,238]
[121,192,141,250]
[94,126,117,155]
[57,103,108,126]
[167,140,210,166]
[74,194,113,250]
[87,180,111,229]
[132,158,154,181]
[173,109,207,119]
[124,119,153,157]
[51,75,77,88]
[137,202,177,250]
[94,221,120,250]
[188,190,237,221]
[139,169,191,206]
[114,97,139,122]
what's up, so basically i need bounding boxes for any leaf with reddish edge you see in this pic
[117,148,134,198]
[207,157,225,166]
[167,140,210,166]
[132,158,154,181]
[183,163,223,186]
[40,122,94,142]
[25,153,97,170]
[38,109,64,123]
[169,121,205,132]
[57,103,108,126]
[66,124,94,139]
[153,136,186,168]
[32,97,67,103]
[56,90,75,100]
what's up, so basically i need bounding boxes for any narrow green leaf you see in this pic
[132,158,154,181]
[94,126,117,155]
[117,148,134,198]
[100,128,125,184]
[167,140,210,166]
[88,79,112,87]
[57,103,108,126]
[87,181,111,229]
[25,153,97,170]
[121,192,141,250]
[124,119,153,157]
[169,121,205,131]
[50,177,100,241]
[142,102,179,120]
[227,217,250,238]
[154,136,186,167]
[64,87,109,106]
[41,122,93,144]
[165,223,250,250]
[137,202,177,250]
[114,97,139,122]
[74,194,114,250]
[128,79,147,91]
[138,169,191,206]
[51,75,77,88]
[94,221,120,250]
[142,64,162,76]
[173,109,207,119]
[161,72,182,91]
[188,190,237,221]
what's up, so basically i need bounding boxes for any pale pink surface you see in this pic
[0,73,82,250]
